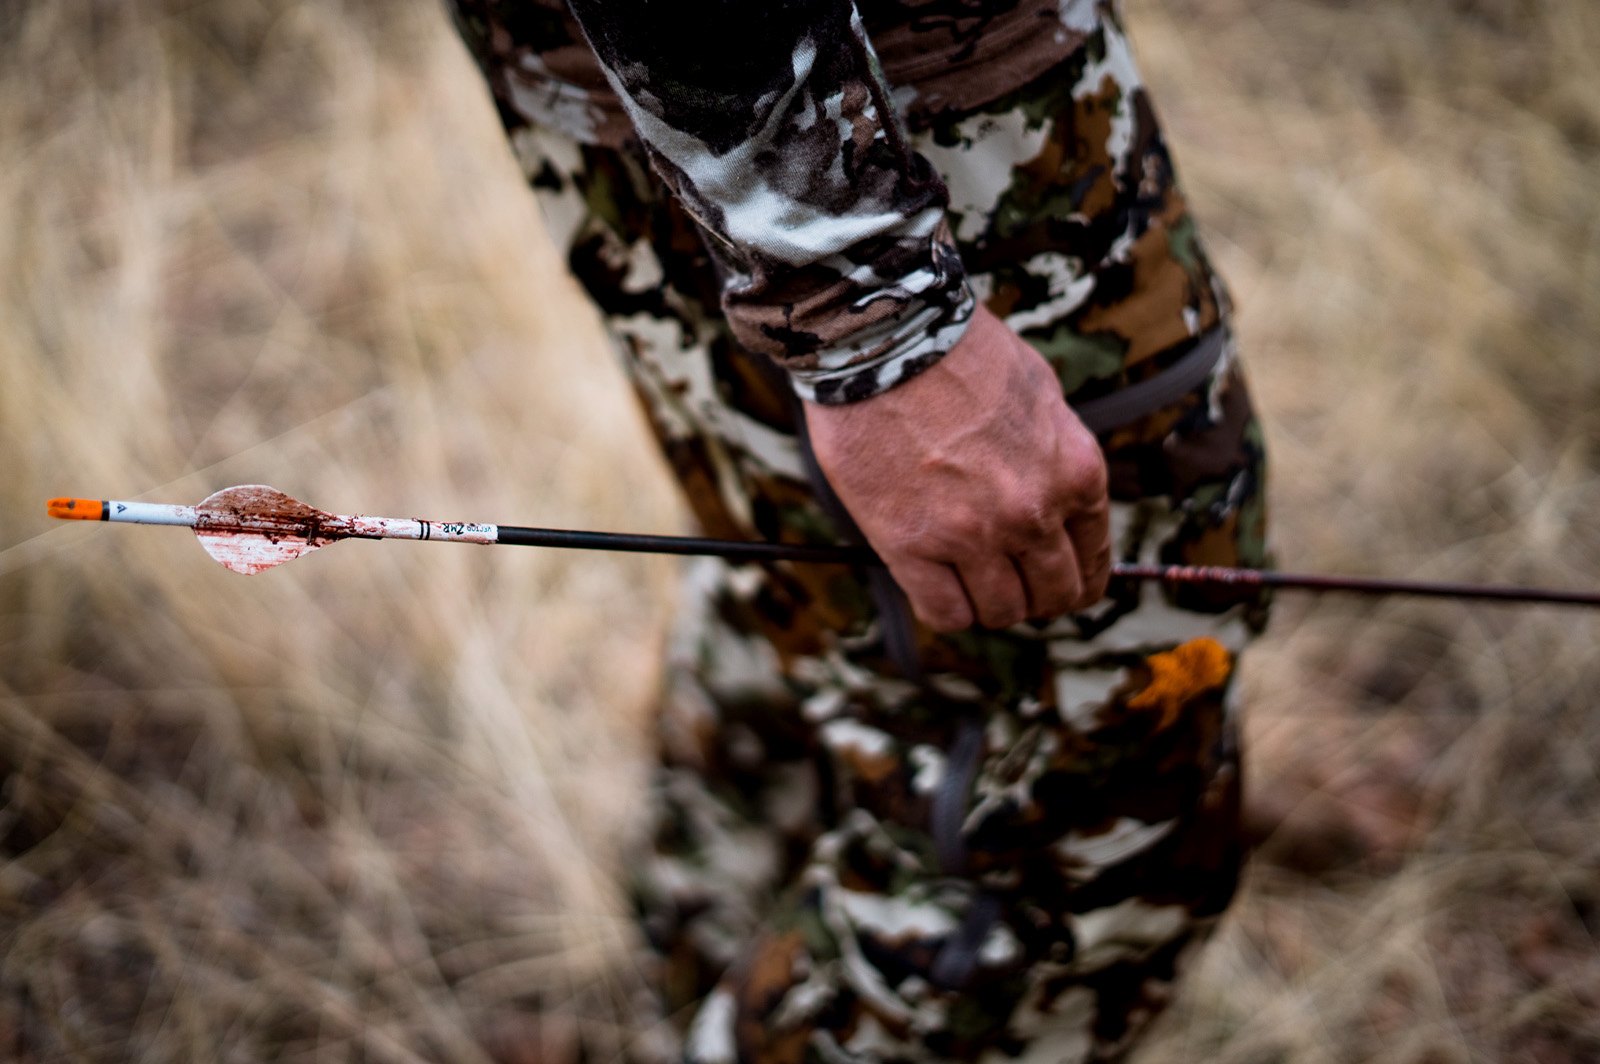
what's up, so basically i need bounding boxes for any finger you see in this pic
[954,553,1030,630]
[1063,499,1113,609]
[887,556,974,633]
[1047,404,1111,610]
[1013,525,1083,620]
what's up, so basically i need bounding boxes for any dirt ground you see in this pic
[3,1,1598,1061]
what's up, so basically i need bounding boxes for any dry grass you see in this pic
[1,2,681,1059]
[1129,1,1600,1061]
[2,0,1597,1061]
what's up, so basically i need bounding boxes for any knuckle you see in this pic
[906,517,984,560]
[981,607,1027,631]
[976,589,1029,630]
[1066,469,1108,510]
[1073,568,1111,610]
[1088,557,1113,597]
[1034,574,1082,620]
[1084,463,1109,501]
[883,527,934,559]
[1058,442,1108,499]
[995,493,1057,547]
[919,603,971,633]
[1013,503,1059,542]
[1030,594,1071,622]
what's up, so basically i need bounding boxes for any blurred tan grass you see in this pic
[2,0,1599,1061]
[2,1,683,1059]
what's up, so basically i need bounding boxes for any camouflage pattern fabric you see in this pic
[449,3,1271,1062]
[447,1,1102,151]
[451,0,1108,404]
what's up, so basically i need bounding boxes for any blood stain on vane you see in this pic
[191,485,347,574]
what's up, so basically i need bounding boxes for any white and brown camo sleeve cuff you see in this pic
[782,225,976,405]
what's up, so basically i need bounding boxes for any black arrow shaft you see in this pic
[495,525,878,565]
[492,526,1600,607]
[1113,564,1600,606]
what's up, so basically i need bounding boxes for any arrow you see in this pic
[45,485,1600,607]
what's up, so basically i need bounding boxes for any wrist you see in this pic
[786,280,977,407]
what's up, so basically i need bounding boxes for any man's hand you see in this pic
[804,303,1111,632]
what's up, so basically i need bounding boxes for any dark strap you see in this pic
[791,400,926,685]
[1071,326,1228,436]
[930,891,1003,990]
[929,717,983,875]
[742,346,927,682]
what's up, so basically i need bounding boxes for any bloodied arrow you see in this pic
[45,485,1600,607]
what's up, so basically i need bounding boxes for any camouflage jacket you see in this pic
[451,1,1103,403]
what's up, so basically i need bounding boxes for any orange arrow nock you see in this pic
[47,498,103,521]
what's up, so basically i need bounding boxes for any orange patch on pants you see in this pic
[1128,637,1233,729]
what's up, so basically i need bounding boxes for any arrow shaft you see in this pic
[485,540,1600,606]
[351,516,497,545]
[494,524,877,564]
[100,500,199,526]
[50,493,1600,607]
[1119,564,1600,606]
[87,497,855,560]
[90,497,497,545]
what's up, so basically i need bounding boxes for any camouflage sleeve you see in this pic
[566,0,975,404]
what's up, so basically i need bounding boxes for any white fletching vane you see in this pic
[190,485,340,575]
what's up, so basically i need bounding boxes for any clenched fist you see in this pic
[804,303,1111,632]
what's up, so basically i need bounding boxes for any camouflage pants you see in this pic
[505,15,1269,1064]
